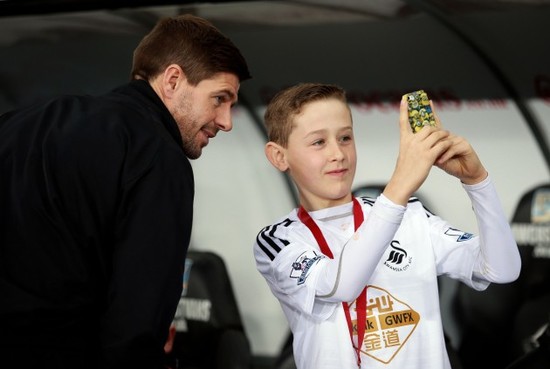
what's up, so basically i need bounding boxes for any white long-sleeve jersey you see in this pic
[254,176,520,369]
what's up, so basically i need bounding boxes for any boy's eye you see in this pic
[312,139,325,146]
[340,135,353,142]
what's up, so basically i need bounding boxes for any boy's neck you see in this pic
[300,194,354,212]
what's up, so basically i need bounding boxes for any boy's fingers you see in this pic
[430,100,443,129]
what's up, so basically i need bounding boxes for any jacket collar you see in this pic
[117,79,183,148]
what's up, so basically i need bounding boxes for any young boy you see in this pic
[253,83,521,368]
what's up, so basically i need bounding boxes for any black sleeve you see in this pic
[99,144,194,369]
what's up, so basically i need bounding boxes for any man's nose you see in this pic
[216,106,233,132]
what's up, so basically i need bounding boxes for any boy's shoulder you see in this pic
[356,196,377,208]
[257,209,300,237]
[406,197,435,215]
[254,209,305,261]
[357,195,434,217]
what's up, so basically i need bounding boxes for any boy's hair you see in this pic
[264,83,348,147]
[131,14,251,84]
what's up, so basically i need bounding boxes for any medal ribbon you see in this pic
[297,198,367,367]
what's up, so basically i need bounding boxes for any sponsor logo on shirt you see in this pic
[351,286,420,364]
[383,240,412,272]
[290,250,324,285]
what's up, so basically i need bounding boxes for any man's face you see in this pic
[170,72,240,159]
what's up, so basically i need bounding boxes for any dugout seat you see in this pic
[165,250,252,369]
[455,183,550,368]
[505,317,550,369]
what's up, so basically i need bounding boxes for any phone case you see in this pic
[405,90,436,133]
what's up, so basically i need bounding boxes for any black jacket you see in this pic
[0,80,194,368]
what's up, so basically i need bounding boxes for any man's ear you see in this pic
[265,142,288,172]
[161,64,186,98]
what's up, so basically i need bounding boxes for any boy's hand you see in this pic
[421,101,488,184]
[434,131,488,185]
[383,97,452,206]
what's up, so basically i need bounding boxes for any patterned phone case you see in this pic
[405,90,435,133]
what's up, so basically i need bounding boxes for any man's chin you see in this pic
[187,152,202,160]
[183,146,202,160]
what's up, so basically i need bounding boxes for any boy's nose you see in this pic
[328,141,345,160]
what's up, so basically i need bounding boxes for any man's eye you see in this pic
[214,95,229,106]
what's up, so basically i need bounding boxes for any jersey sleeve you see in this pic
[464,176,521,283]
[428,209,487,289]
[254,196,406,321]
[429,176,521,290]
[254,216,337,321]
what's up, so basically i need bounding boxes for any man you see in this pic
[0,14,250,369]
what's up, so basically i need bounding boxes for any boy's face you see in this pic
[284,98,356,210]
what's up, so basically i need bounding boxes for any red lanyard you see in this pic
[297,198,367,367]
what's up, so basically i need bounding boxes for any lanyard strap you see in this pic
[297,198,367,367]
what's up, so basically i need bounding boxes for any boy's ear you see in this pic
[265,142,288,172]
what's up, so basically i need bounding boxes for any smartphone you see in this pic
[405,90,436,133]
